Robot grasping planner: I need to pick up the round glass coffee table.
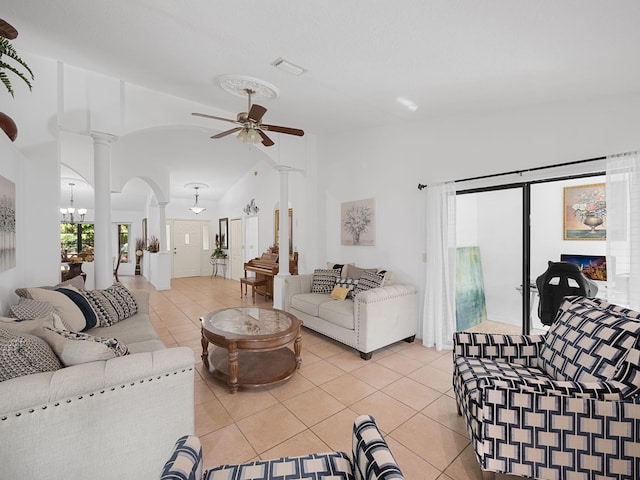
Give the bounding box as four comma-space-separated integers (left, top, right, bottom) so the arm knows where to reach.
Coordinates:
200, 307, 302, 393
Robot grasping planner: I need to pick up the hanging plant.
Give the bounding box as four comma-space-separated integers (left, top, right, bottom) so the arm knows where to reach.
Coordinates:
0, 19, 34, 142
0, 20, 34, 98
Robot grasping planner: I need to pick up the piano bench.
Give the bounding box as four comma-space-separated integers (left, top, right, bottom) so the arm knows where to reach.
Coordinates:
240, 277, 268, 303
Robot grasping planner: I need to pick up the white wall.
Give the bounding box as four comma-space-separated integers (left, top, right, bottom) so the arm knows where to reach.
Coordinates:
318, 93, 640, 337
0, 135, 59, 315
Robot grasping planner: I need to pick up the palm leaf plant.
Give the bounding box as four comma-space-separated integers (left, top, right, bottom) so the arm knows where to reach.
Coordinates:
0, 35, 34, 97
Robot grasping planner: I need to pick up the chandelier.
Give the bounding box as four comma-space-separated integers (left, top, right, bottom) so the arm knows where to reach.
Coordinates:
187, 183, 207, 215
60, 182, 87, 223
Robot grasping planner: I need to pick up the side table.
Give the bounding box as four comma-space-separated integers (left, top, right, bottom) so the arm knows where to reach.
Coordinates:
210, 256, 228, 278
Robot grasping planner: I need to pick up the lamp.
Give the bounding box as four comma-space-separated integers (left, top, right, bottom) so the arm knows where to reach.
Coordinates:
60, 182, 87, 223
188, 185, 206, 215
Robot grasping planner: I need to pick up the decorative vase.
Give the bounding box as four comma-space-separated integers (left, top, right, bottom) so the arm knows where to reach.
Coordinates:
583, 213, 603, 232
0, 112, 17, 141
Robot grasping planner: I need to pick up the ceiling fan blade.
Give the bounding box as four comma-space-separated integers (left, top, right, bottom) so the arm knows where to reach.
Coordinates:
257, 129, 275, 147
261, 124, 305, 136
192, 112, 238, 124
211, 127, 242, 139
248, 104, 267, 123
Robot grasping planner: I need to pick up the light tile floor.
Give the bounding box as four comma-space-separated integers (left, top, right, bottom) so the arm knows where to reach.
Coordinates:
121, 275, 519, 480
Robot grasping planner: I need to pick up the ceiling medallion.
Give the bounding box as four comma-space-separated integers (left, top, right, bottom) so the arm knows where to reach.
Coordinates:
218, 75, 280, 100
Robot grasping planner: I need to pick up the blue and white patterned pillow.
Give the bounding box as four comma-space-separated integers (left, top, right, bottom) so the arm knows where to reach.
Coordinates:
352, 271, 385, 297
0, 326, 61, 381
311, 269, 341, 294
79, 282, 138, 327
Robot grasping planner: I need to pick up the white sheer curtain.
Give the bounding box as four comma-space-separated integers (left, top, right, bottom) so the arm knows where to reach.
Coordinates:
606, 151, 640, 310
422, 182, 457, 351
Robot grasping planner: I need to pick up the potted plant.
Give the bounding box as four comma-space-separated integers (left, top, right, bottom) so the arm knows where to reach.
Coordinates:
211, 234, 226, 259
0, 18, 34, 142
147, 235, 160, 253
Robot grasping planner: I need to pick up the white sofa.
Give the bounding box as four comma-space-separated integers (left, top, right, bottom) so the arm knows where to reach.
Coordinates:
0, 289, 195, 480
282, 274, 417, 359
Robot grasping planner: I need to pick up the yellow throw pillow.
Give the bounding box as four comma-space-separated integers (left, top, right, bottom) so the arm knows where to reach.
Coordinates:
330, 286, 349, 301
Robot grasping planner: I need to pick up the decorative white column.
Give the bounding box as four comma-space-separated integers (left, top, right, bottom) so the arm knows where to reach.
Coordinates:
158, 201, 168, 251
273, 165, 293, 309
92, 132, 117, 289
151, 201, 171, 291
278, 166, 291, 276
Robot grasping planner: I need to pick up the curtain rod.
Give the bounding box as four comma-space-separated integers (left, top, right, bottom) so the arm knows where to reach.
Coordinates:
417, 155, 606, 190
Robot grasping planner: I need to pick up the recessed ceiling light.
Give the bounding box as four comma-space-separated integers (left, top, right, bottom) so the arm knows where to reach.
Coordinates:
397, 97, 418, 112
272, 57, 306, 76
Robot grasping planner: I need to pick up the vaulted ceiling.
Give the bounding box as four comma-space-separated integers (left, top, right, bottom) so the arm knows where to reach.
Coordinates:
5, 1, 640, 208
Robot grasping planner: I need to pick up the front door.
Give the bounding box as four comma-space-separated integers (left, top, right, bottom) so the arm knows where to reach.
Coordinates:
173, 220, 203, 278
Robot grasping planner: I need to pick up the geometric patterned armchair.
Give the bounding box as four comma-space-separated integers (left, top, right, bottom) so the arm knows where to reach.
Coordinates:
453, 296, 640, 480
160, 414, 405, 480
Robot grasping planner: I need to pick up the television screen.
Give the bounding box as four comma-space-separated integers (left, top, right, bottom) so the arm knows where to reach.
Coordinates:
560, 254, 607, 281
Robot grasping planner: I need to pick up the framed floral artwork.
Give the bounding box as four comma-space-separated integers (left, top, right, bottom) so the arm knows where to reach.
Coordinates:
341, 198, 376, 246
563, 183, 606, 240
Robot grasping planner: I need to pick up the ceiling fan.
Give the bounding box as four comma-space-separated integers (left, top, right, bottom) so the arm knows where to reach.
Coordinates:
192, 88, 304, 147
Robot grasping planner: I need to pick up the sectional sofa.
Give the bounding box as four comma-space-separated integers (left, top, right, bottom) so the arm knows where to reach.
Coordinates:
0, 283, 195, 480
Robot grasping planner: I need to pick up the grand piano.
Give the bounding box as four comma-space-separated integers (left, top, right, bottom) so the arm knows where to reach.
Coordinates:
244, 249, 298, 299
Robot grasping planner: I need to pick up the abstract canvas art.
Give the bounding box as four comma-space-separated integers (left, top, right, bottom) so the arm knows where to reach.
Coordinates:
341, 198, 375, 246
0, 174, 16, 272
455, 246, 487, 330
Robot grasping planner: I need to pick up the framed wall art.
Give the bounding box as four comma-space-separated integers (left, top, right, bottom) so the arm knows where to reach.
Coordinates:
0, 174, 16, 272
341, 198, 376, 246
218, 217, 228, 249
563, 183, 606, 240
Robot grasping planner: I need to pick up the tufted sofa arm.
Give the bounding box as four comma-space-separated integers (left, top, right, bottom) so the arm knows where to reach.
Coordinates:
453, 331, 546, 366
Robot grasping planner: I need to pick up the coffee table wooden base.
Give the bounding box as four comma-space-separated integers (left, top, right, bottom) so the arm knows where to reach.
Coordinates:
208, 347, 298, 393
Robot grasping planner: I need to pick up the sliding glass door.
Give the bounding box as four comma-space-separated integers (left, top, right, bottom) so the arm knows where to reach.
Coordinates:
456, 187, 524, 333
455, 173, 607, 335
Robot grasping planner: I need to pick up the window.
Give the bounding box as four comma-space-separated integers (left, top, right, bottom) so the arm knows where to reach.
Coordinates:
118, 224, 129, 262
60, 223, 94, 259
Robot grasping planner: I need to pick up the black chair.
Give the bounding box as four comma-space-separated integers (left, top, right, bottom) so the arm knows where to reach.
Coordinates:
535, 261, 598, 326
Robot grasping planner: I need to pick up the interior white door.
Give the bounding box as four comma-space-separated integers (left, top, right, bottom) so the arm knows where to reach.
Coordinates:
172, 220, 202, 278
244, 216, 260, 275
229, 218, 243, 280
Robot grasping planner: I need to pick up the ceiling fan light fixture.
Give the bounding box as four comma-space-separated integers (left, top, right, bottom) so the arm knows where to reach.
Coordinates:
271, 57, 306, 76
237, 127, 261, 144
